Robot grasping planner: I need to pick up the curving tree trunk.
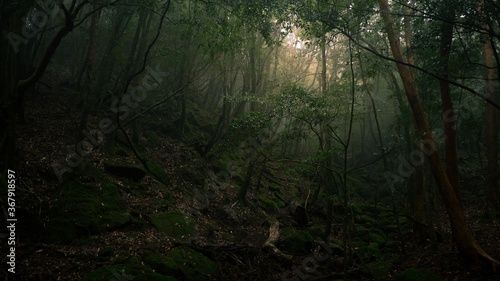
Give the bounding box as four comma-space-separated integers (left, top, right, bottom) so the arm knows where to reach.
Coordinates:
378, 0, 500, 270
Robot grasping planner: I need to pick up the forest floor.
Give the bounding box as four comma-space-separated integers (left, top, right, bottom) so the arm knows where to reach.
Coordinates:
1, 89, 500, 280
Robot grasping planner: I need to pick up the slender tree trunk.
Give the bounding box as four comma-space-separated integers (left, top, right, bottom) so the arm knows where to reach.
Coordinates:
238, 160, 257, 204
481, 0, 500, 212
79, 6, 100, 136
403, 5, 428, 242
439, 6, 461, 204
378, 0, 500, 270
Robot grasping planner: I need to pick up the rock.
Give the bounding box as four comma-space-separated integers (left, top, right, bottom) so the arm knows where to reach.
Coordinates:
143, 246, 218, 281
148, 211, 197, 242
44, 181, 130, 243
361, 259, 396, 279
81, 257, 178, 281
279, 227, 314, 254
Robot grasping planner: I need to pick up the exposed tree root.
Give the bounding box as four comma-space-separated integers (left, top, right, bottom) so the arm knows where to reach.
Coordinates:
263, 221, 293, 261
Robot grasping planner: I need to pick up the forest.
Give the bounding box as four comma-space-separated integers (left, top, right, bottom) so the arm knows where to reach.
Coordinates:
1, 0, 500, 280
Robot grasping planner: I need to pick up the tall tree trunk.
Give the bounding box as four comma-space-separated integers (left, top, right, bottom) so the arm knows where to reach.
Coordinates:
439, 6, 461, 205
79, 6, 100, 137
0, 1, 37, 176
378, 0, 500, 270
481, 0, 500, 212
403, 4, 428, 242
320, 34, 335, 242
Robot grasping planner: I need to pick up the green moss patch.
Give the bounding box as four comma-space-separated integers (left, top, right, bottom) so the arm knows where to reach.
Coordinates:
44, 181, 130, 243
279, 227, 314, 254
81, 257, 178, 281
356, 243, 382, 262
395, 268, 443, 281
258, 195, 285, 212
361, 258, 397, 279
148, 211, 196, 242
143, 246, 218, 281
145, 158, 170, 186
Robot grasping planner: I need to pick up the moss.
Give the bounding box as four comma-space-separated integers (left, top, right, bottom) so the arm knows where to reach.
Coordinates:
148, 212, 196, 242
356, 243, 381, 262
145, 158, 170, 186
355, 215, 378, 226
269, 183, 281, 192
395, 268, 442, 281
143, 252, 180, 275
355, 225, 371, 238
258, 195, 285, 212
279, 227, 314, 254
81, 257, 178, 281
44, 181, 130, 243
361, 259, 395, 279
305, 225, 324, 239
368, 233, 386, 247
143, 246, 217, 281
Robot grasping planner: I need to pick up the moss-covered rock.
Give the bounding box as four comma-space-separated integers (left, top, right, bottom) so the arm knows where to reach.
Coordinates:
145, 158, 170, 186
368, 233, 386, 247
269, 183, 281, 192
356, 243, 381, 262
305, 225, 324, 239
44, 181, 130, 243
143, 246, 217, 281
279, 227, 314, 254
258, 195, 285, 212
361, 259, 395, 279
81, 257, 178, 281
355, 225, 371, 238
355, 214, 378, 226
148, 211, 196, 242
395, 268, 443, 281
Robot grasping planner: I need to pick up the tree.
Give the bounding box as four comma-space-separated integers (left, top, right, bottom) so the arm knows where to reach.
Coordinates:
378, 0, 500, 270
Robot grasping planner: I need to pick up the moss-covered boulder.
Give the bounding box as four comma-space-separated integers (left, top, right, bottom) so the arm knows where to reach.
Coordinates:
361, 257, 398, 279
258, 195, 285, 212
104, 161, 146, 181
355, 214, 378, 226
355, 243, 381, 262
145, 158, 170, 186
148, 211, 197, 242
368, 233, 386, 247
44, 181, 130, 243
143, 246, 218, 281
305, 225, 324, 239
81, 257, 178, 281
395, 268, 443, 281
279, 227, 314, 254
